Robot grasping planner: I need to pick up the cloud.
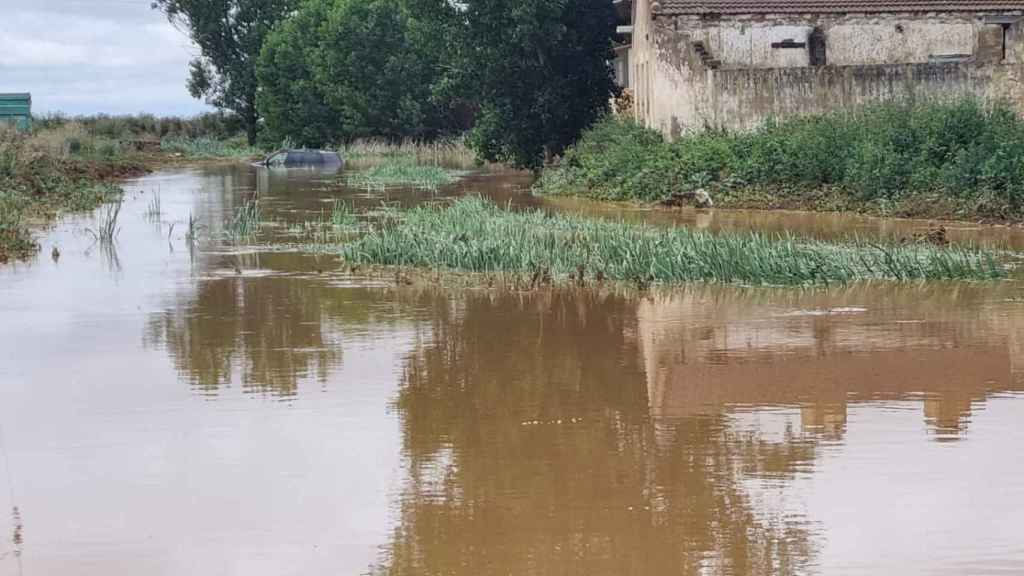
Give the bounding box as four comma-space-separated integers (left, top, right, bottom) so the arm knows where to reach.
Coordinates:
0, 2, 211, 116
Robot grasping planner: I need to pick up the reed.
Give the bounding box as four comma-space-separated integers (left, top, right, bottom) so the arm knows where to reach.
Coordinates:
338, 197, 1006, 286
144, 192, 162, 222
87, 200, 123, 244
186, 212, 205, 245
330, 199, 358, 228
225, 198, 262, 240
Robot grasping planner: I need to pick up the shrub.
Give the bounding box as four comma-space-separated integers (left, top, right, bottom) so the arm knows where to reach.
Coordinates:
538, 99, 1024, 219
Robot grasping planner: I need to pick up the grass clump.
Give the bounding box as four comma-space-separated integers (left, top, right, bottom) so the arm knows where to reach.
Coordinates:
346, 159, 463, 191
537, 99, 1024, 221
339, 197, 1006, 286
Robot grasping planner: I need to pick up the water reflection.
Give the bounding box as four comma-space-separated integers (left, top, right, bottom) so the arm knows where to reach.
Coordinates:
6, 163, 1024, 574
374, 283, 1024, 574
377, 291, 820, 575
638, 283, 1024, 442
145, 269, 343, 397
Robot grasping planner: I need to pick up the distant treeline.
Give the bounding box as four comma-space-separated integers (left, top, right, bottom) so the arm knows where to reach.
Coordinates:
33, 112, 246, 141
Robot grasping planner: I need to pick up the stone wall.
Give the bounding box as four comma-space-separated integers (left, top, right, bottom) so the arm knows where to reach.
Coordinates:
631, 2, 1024, 136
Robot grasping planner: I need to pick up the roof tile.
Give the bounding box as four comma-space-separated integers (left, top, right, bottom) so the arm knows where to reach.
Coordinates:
654, 0, 1024, 14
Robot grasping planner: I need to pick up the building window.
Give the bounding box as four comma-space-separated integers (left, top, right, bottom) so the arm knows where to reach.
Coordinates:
809, 28, 827, 66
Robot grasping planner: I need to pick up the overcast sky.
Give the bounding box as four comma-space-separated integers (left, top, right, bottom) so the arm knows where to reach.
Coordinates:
0, 0, 211, 117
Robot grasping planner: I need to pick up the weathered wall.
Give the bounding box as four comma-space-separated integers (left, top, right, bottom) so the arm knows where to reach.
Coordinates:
684, 12, 1009, 69
633, 9, 1024, 135
703, 62, 1024, 133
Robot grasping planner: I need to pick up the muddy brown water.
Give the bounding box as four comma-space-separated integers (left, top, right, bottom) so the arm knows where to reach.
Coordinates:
2, 164, 1024, 575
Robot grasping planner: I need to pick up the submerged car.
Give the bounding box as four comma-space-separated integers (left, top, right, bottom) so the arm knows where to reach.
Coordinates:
260, 149, 343, 168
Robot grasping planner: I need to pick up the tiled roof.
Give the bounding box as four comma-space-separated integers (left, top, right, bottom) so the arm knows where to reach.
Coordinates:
653, 0, 1024, 14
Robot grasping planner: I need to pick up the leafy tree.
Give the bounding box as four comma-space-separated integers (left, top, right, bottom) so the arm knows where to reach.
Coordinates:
152, 0, 298, 144
453, 0, 620, 170
257, 0, 463, 147
255, 0, 339, 147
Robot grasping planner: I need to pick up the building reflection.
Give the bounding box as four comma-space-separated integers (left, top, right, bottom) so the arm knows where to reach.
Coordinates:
638, 283, 1024, 443
375, 290, 819, 576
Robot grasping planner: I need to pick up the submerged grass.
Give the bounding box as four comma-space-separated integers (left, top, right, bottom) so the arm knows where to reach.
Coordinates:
346, 159, 464, 191
339, 197, 1006, 286
225, 198, 262, 240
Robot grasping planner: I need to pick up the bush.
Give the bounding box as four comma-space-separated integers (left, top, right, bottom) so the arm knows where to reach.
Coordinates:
537, 99, 1024, 219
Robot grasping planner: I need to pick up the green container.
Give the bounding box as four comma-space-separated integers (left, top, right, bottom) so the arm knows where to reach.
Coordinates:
0, 93, 32, 132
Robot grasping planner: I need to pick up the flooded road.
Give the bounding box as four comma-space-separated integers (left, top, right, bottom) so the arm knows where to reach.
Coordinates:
2, 164, 1024, 575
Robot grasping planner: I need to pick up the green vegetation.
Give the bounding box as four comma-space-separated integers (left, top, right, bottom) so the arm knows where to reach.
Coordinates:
34, 111, 245, 141
339, 197, 1005, 286
287, 199, 362, 244
225, 198, 262, 240
86, 200, 123, 244
538, 100, 1024, 221
253, 0, 618, 168
346, 160, 463, 191
152, 0, 299, 144
451, 0, 619, 170
30, 114, 255, 160
329, 199, 358, 228
144, 193, 162, 222
159, 135, 260, 159
0, 129, 135, 262
257, 0, 463, 147
340, 138, 477, 169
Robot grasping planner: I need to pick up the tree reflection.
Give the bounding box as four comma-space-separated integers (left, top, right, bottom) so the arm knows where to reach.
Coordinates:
376, 290, 819, 576
146, 275, 341, 396
144, 252, 415, 397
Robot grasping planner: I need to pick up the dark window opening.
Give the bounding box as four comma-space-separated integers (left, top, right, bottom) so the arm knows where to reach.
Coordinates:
809, 28, 827, 66
1002, 23, 1011, 62
771, 39, 806, 49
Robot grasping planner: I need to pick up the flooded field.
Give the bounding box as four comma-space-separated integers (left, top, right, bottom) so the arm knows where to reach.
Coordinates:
2, 164, 1024, 575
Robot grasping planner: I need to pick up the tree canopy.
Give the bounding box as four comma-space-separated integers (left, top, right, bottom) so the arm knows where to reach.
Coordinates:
160, 0, 619, 165
451, 0, 620, 170
258, 0, 465, 147
152, 0, 298, 144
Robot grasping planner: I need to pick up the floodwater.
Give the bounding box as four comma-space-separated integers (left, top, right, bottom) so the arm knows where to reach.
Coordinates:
2, 164, 1024, 576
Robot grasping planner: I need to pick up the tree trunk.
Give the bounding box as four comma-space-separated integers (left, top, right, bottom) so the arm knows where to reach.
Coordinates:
246, 117, 258, 146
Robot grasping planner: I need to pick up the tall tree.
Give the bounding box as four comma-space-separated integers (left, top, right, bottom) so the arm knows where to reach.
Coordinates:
152, 0, 297, 144
453, 0, 620, 170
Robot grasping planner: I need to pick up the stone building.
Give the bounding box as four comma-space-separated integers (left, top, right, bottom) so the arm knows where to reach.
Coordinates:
624, 0, 1024, 137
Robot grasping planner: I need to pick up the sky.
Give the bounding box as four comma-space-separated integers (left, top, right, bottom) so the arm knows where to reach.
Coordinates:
0, 0, 212, 117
